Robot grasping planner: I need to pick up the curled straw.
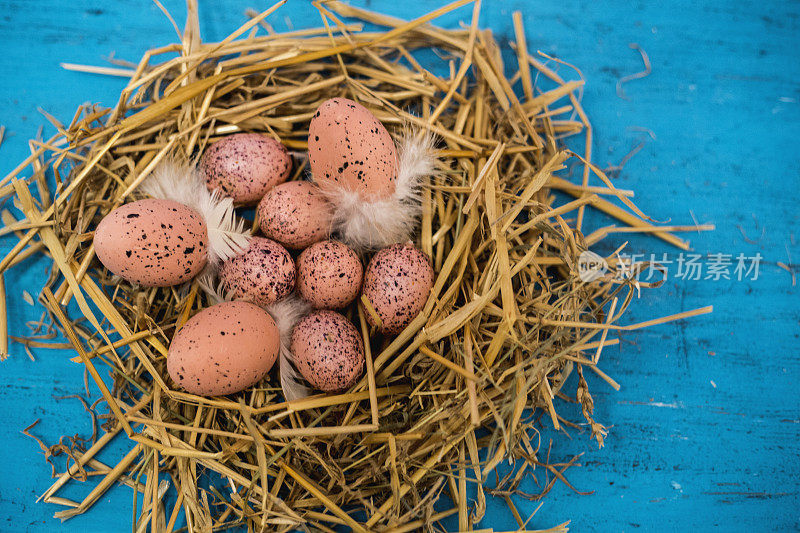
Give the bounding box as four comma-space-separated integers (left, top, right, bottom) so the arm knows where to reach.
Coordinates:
1, 1, 713, 531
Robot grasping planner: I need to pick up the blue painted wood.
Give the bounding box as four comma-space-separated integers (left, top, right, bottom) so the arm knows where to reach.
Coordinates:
0, 1, 798, 531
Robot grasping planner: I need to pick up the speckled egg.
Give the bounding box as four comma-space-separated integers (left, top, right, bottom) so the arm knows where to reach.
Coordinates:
290, 310, 364, 392
200, 133, 292, 204
362, 243, 434, 334
257, 181, 333, 249
93, 198, 207, 287
308, 97, 398, 201
167, 301, 279, 396
296, 240, 363, 309
219, 237, 295, 306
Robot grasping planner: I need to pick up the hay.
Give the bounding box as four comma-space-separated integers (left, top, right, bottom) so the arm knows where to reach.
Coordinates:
1, 1, 713, 531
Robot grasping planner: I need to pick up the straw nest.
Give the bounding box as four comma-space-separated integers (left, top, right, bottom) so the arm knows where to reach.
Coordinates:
2, 1, 712, 531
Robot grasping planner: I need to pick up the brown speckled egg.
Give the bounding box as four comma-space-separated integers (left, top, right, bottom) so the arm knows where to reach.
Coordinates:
200, 133, 291, 204
219, 237, 295, 306
290, 310, 364, 392
362, 243, 434, 334
167, 301, 279, 396
296, 240, 362, 309
93, 199, 207, 287
308, 97, 398, 201
257, 181, 333, 249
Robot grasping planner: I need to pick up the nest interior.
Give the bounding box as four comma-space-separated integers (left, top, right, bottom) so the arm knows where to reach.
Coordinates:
0, 1, 711, 531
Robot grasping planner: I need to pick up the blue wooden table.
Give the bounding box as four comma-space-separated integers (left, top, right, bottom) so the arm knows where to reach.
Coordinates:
1, 1, 798, 531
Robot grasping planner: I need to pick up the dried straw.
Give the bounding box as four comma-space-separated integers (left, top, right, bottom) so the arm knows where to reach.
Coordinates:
2, 1, 713, 531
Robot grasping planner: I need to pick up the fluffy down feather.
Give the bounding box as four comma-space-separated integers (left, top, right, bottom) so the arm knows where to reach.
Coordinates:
195, 271, 234, 305
267, 295, 313, 402
320, 130, 436, 251
139, 161, 250, 265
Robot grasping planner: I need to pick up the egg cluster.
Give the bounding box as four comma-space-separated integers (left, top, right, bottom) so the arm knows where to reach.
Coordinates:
92, 98, 434, 399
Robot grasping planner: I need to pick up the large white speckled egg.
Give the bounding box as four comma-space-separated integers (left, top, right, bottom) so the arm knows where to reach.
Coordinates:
167, 301, 280, 396
308, 98, 398, 201
93, 198, 207, 287
219, 237, 295, 306
296, 240, 363, 310
257, 181, 333, 250
362, 243, 434, 334
290, 310, 364, 392
200, 133, 292, 204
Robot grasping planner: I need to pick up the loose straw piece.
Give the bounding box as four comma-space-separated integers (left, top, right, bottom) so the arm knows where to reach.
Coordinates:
541, 306, 713, 331
420, 345, 478, 382
265, 424, 378, 439
60, 63, 137, 77
358, 304, 380, 426
616, 43, 652, 100
594, 298, 618, 364
39, 394, 152, 504
54, 444, 142, 519
463, 141, 505, 214
0, 273, 7, 359
464, 327, 480, 426
512, 12, 534, 102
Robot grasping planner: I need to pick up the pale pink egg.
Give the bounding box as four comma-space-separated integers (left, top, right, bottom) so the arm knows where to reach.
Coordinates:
200, 133, 291, 204
296, 240, 362, 309
362, 243, 434, 334
219, 237, 295, 306
257, 181, 333, 249
167, 301, 280, 396
308, 98, 398, 201
290, 310, 364, 392
93, 199, 207, 287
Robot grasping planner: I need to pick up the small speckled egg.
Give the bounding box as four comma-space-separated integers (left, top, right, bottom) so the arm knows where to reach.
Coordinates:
167, 301, 279, 396
220, 237, 295, 306
362, 243, 434, 334
257, 181, 333, 249
200, 133, 291, 204
308, 98, 398, 201
290, 310, 364, 392
93, 198, 207, 287
296, 240, 363, 309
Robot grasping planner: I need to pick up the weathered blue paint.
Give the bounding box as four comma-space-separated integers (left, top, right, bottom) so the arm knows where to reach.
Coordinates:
0, 1, 797, 531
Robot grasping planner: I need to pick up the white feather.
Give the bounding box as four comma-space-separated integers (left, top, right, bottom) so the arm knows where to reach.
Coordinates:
320, 130, 436, 252
195, 271, 234, 305
139, 161, 250, 265
266, 295, 313, 402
